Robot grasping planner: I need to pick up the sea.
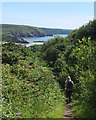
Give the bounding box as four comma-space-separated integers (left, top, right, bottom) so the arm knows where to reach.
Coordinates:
0, 34, 68, 47
22, 34, 68, 47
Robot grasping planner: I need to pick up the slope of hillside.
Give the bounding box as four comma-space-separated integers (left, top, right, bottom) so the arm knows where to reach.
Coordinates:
2, 42, 65, 118
1, 24, 73, 43
2, 19, 96, 118
2, 24, 73, 37
40, 19, 96, 118
41, 28, 72, 35
2, 24, 46, 37
68, 20, 96, 41
2, 33, 29, 43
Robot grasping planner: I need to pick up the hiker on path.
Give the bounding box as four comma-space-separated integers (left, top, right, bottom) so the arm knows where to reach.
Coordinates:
65, 76, 74, 104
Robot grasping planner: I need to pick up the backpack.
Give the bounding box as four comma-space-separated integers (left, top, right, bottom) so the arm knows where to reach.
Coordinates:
66, 81, 73, 89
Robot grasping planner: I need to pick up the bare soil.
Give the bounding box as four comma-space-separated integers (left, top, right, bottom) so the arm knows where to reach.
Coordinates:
63, 103, 73, 119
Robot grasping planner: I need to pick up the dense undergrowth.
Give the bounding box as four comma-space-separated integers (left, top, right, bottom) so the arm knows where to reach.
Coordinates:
2, 19, 96, 118
2, 42, 65, 118
40, 20, 96, 118
70, 37, 96, 118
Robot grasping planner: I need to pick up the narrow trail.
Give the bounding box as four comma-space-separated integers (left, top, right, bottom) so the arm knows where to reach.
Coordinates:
63, 103, 73, 119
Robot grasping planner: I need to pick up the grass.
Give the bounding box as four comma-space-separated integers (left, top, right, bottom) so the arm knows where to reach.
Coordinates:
47, 103, 65, 118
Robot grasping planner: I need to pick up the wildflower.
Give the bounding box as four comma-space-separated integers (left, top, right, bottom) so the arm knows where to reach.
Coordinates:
15, 107, 18, 110
12, 88, 16, 91
9, 101, 12, 105
16, 112, 22, 116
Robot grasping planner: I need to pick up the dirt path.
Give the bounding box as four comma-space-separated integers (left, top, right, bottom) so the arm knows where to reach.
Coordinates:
63, 103, 73, 119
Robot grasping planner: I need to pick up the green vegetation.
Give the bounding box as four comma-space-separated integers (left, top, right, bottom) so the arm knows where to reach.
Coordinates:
1, 24, 72, 43
2, 24, 72, 37
68, 20, 96, 41
71, 37, 96, 118
2, 24, 46, 37
41, 27, 72, 35
40, 20, 96, 118
2, 42, 65, 118
2, 33, 29, 43
2, 19, 96, 118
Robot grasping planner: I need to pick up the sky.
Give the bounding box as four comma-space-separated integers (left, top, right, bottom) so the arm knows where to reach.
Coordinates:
2, 2, 94, 29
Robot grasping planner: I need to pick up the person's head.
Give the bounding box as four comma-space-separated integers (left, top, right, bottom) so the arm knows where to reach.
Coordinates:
67, 76, 71, 81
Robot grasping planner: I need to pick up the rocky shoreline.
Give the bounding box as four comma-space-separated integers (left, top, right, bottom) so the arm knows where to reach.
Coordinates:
2, 33, 29, 43
11, 36, 29, 43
